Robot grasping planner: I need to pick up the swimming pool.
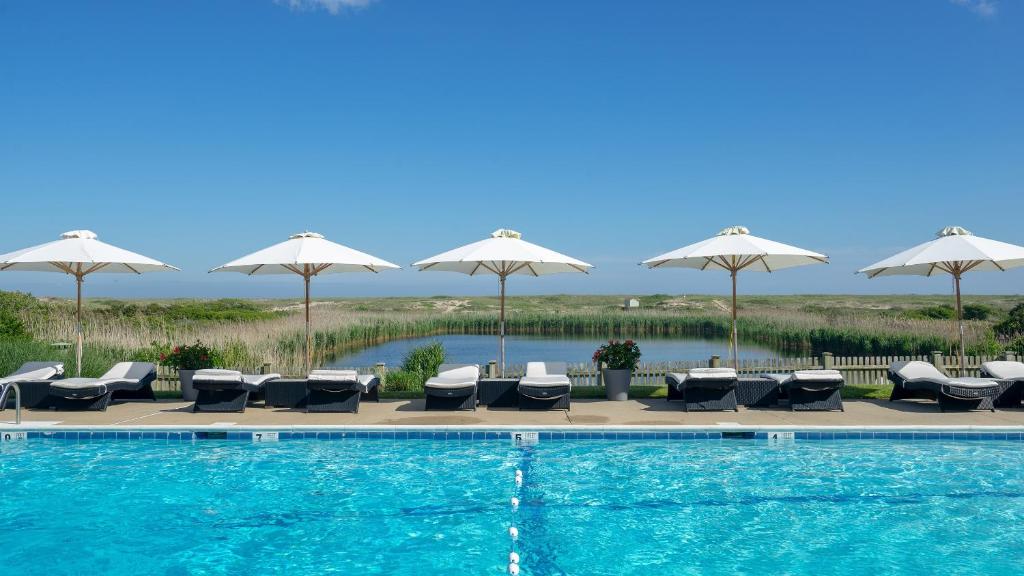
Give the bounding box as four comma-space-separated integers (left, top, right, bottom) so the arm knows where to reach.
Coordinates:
2, 431, 1023, 575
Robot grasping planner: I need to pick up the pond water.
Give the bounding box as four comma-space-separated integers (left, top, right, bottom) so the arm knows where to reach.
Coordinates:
324, 334, 778, 369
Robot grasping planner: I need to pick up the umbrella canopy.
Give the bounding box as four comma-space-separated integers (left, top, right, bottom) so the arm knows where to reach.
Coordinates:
858, 226, 1024, 372
0, 230, 178, 375
413, 229, 592, 375
643, 226, 828, 370
211, 232, 400, 373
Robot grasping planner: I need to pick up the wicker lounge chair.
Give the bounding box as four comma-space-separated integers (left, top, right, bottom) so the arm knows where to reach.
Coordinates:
191, 369, 281, 413
48, 362, 157, 411
666, 368, 739, 412
305, 369, 380, 413
0, 362, 64, 411
763, 369, 845, 411
888, 361, 1001, 412
424, 364, 479, 411
518, 362, 571, 410
980, 361, 1024, 407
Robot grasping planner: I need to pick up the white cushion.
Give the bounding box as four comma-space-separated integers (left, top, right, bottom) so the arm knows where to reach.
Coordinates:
891, 361, 947, 382
791, 369, 844, 382
520, 375, 571, 388
946, 377, 1000, 389
308, 369, 359, 382
437, 365, 479, 380
243, 373, 280, 386
425, 376, 477, 389
666, 373, 687, 387
0, 367, 60, 385
193, 369, 244, 383
982, 361, 1024, 380
684, 368, 738, 381
525, 362, 568, 377
50, 377, 117, 390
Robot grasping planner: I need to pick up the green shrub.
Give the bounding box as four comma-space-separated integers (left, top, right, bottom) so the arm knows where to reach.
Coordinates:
963, 304, 993, 321
401, 341, 446, 380
994, 303, 1024, 339
383, 369, 424, 392
904, 305, 956, 320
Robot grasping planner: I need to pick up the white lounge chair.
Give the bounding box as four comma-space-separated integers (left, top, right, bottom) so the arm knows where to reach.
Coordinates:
888, 361, 1001, 412
518, 362, 571, 410
0, 362, 64, 411
980, 361, 1024, 407
424, 364, 479, 411
191, 369, 281, 412
666, 368, 739, 411
762, 369, 845, 411
48, 362, 157, 411
306, 369, 381, 413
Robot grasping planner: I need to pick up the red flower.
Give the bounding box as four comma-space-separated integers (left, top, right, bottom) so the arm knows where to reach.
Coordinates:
625, 340, 634, 347
159, 353, 166, 361
200, 355, 208, 361
173, 346, 180, 353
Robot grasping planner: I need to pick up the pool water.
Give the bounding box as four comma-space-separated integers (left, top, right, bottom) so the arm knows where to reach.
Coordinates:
2, 438, 1023, 575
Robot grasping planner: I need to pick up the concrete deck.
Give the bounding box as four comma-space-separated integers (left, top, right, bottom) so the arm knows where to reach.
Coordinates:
5, 399, 1024, 427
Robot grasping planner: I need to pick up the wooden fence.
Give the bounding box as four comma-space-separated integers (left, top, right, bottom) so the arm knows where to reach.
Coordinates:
153, 351, 1021, 392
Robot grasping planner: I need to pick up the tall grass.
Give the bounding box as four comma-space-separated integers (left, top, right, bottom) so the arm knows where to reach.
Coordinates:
13, 298, 996, 375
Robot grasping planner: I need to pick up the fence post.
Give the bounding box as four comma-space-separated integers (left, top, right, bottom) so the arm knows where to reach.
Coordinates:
260, 362, 272, 375
821, 352, 834, 369
930, 351, 944, 372
709, 355, 721, 368
487, 361, 498, 378
598, 362, 606, 387
1003, 351, 1017, 362
374, 362, 386, 379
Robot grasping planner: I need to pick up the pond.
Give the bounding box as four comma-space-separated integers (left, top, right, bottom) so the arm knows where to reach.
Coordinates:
324, 334, 779, 369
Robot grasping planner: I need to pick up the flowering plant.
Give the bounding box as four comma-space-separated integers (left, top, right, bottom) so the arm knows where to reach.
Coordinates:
592, 339, 641, 371
159, 340, 221, 371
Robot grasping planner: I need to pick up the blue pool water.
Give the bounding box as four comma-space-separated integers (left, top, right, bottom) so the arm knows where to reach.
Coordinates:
2, 437, 1024, 575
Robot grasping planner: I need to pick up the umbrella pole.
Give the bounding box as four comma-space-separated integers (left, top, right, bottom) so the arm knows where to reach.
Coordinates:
304, 269, 312, 375
731, 270, 739, 372
954, 273, 965, 375
75, 272, 83, 377
499, 275, 506, 377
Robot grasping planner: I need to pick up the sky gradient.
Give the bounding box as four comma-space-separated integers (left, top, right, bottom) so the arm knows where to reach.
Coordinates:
1, 0, 1021, 299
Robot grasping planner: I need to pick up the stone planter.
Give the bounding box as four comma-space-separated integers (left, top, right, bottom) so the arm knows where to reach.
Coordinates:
178, 369, 198, 402
602, 368, 632, 401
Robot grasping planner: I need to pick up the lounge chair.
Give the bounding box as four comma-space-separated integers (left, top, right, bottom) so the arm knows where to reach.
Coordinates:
763, 369, 845, 411
518, 362, 571, 410
424, 364, 479, 411
305, 369, 380, 413
980, 361, 1024, 407
666, 368, 739, 412
0, 362, 64, 411
888, 361, 1001, 412
48, 362, 157, 411
191, 369, 281, 413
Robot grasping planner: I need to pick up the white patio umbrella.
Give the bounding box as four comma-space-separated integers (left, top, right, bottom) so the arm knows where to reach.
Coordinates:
413, 229, 592, 375
858, 226, 1024, 373
642, 226, 828, 370
0, 230, 179, 376
211, 232, 400, 373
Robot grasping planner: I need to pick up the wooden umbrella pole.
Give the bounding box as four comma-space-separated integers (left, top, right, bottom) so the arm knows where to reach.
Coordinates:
304, 266, 312, 376
954, 272, 965, 374
499, 274, 507, 377
76, 271, 84, 377
731, 269, 739, 372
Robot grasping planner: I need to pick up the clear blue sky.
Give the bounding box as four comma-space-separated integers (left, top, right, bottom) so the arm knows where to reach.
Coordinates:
1, 0, 1021, 299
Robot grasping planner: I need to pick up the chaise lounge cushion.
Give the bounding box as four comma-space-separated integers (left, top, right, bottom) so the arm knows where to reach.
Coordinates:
425, 365, 479, 389
520, 362, 571, 388
763, 370, 844, 385
667, 368, 737, 389
0, 365, 63, 385
308, 369, 379, 393
50, 362, 156, 398
981, 361, 1024, 381
891, 361, 998, 389
193, 369, 281, 390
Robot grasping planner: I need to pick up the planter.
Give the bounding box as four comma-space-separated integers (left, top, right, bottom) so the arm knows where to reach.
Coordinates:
178, 369, 198, 402
602, 368, 632, 401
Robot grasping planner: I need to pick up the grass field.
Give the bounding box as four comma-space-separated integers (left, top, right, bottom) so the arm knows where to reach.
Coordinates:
2, 291, 1022, 377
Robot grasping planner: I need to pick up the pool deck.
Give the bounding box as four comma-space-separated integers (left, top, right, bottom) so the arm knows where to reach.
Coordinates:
4, 398, 1024, 428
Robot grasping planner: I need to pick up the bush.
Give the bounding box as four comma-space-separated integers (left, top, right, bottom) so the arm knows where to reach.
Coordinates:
159, 341, 222, 370
904, 305, 956, 320
0, 290, 34, 339
384, 369, 424, 392
963, 304, 993, 321
995, 303, 1024, 339
400, 341, 446, 380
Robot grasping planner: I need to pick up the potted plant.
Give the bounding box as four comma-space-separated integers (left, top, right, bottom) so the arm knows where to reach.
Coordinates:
593, 339, 641, 401
160, 340, 220, 401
